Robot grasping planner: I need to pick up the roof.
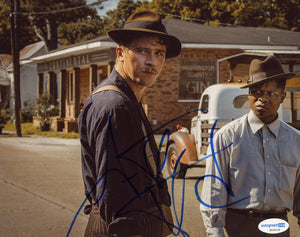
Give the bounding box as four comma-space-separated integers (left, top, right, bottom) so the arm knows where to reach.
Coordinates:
20, 41, 46, 60
29, 18, 300, 63
163, 18, 300, 49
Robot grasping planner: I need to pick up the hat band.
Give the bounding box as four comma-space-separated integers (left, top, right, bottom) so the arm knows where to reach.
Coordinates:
124, 20, 167, 33
247, 72, 267, 84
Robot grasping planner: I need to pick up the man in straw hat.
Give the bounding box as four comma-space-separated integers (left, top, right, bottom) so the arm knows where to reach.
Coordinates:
200, 55, 300, 237
78, 11, 181, 236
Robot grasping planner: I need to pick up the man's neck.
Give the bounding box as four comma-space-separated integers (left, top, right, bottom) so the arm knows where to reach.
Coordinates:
115, 66, 145, 101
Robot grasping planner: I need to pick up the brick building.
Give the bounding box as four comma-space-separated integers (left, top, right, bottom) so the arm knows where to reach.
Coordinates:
28, 18, 300, 133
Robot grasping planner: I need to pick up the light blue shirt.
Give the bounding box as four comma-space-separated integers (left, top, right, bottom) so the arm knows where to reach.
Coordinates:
200, 110, 300, 237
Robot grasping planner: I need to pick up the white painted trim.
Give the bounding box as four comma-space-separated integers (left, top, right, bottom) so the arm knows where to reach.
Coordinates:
181, 43, 298, 50
244, 49, 300, 54
30, 41, 117, 62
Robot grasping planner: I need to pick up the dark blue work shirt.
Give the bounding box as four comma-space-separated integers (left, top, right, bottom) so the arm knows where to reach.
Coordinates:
78, 69, 170, 236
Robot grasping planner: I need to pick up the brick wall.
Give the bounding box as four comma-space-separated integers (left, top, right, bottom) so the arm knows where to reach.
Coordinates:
143, 48, 247, 133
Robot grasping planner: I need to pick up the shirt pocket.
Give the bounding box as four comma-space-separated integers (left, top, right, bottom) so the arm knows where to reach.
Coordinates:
280, 164, 297, 197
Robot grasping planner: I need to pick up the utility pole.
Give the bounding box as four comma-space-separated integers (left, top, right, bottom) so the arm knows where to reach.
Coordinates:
10, 0, 22, 137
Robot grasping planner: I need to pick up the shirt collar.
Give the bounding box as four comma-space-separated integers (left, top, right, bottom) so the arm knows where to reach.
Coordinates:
248, 110, 280, 137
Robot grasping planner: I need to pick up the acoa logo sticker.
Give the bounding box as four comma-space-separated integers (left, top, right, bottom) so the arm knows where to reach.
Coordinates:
258, 218, 289, 234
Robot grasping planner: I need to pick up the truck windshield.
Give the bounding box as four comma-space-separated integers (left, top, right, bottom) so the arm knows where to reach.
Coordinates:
233, 95, 249, 109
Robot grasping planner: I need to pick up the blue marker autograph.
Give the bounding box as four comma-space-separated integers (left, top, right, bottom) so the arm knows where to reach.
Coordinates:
66, 110, 250, 237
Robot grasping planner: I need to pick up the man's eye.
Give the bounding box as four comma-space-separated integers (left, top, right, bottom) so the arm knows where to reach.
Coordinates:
269, 92, 275, 97
251, 89, 261, 96
135, 49, 148, 54
156, 51, 166, 57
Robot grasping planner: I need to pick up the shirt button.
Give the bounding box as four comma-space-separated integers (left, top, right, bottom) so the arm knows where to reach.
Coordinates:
266, 155, 270, 159
266, 138, 269, 142
268, 189, 271, 193
268, 172, 271, 176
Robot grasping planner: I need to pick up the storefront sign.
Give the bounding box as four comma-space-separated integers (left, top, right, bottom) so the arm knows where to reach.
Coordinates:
178, 59, 217, 101
37, 49, 115, 73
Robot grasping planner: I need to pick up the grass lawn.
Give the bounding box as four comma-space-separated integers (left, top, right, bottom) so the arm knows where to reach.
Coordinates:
3, 121, 79, 139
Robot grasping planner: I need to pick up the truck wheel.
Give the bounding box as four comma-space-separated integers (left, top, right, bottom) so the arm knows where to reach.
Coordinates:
166, 143, 187, 179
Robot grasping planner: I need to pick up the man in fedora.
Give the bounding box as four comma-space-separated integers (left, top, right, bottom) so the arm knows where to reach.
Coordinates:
200, 55, 300, 236
78, 11, 181, 237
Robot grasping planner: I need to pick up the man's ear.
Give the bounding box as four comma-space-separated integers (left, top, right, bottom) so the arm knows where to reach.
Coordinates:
281, 91, 286, 103
116, 46, 124, 62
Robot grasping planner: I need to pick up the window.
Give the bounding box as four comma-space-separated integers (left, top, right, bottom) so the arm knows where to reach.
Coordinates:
200, 94, 209, 114
233, 95, 249, 109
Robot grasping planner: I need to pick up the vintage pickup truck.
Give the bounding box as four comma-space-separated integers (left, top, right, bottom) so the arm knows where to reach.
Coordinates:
165, 83, 253, 178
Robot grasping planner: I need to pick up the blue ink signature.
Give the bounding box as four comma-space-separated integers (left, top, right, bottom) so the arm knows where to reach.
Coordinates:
66, 109, 250, 237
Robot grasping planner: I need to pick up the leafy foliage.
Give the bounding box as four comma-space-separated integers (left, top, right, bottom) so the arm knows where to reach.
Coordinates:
0, 0, 104, 53
209, 0, 300, 28
58, 17, 104, 45
140, 0, 211, 22
34, 93, 57, 131
141, 0, 300, 29
102, 0, 142, 34
0, 0, 37, 53
21, 0, 102, 50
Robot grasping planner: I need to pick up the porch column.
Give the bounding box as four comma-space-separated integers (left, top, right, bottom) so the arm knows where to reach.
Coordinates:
73, 67, 81, 117
37, 73, 44, 97
59, 69, 66, 118
47, 72, 57, 101
89, 64, 97, 93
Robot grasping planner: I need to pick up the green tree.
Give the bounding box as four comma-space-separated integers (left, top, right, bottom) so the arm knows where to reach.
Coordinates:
0, 0, 37, 54
0, 0, 104, 53
140, 0, 211, 22
102, 0, 142, 33
209, 0, 300, 29
58, 16, 104, 45
141, 0, 299, 30
22, 0, 103, 51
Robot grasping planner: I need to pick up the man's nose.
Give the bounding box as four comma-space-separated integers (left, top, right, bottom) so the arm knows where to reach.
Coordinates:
258, 92, 269, 102
145, 53, 156, 65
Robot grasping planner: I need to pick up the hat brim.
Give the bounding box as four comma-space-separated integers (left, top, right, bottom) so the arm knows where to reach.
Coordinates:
240, 72, 296, 89
107, 28, 181, 58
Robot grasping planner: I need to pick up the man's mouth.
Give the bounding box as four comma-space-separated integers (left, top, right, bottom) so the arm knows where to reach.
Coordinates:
256, 103, 266, 111
140, 68, 157, 74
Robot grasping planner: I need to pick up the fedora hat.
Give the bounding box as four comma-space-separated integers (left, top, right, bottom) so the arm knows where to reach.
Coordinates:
107, 11, 181, 58
241, 55, 295, 88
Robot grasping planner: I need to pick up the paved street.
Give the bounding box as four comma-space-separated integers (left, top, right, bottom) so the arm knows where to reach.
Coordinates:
0, 132, 299, 237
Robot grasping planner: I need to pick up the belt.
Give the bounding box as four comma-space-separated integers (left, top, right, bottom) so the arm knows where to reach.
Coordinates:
227, 208, 287, 218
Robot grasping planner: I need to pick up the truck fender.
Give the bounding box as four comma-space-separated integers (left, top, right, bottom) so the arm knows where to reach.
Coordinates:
168, 131, 198, 164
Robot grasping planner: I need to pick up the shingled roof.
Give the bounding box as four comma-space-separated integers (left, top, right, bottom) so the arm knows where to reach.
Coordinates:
163, 18, 300, 48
